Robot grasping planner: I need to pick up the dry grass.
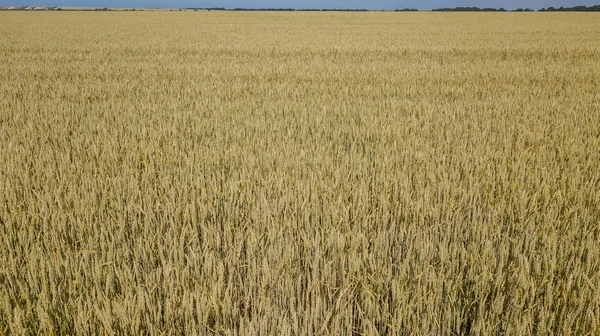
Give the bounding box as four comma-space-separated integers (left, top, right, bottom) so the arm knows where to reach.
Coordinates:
1, 11, 599, 335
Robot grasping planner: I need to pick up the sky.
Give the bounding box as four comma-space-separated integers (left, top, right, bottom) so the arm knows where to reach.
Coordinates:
1, 0, 598, 10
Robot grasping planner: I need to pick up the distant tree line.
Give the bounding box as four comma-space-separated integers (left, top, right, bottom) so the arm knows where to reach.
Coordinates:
538, 5, 600, 11
433, 5, 600, 12
432, 7, 508, 12
6, 4, 598, 12
186, 5, 600, 12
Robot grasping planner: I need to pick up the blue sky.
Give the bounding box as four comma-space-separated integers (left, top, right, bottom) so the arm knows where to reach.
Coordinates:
1, 0, 598, 10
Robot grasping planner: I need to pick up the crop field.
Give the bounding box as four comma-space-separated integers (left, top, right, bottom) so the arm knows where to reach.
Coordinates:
1, 11, 600, 335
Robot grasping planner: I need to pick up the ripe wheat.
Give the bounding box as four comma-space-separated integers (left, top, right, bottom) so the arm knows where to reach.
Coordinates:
1, 11, 599, 335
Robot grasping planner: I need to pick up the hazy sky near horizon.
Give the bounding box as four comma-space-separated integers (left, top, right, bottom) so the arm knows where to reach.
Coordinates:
1, 0, 598, 10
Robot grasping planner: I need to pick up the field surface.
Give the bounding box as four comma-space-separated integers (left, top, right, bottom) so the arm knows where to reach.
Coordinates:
1, 11, 600, 335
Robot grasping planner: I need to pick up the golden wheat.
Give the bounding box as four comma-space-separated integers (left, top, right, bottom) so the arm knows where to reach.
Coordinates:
1, 11, 599, 335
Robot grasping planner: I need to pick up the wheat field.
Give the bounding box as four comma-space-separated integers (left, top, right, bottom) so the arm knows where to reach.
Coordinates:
1, 11, 599, 335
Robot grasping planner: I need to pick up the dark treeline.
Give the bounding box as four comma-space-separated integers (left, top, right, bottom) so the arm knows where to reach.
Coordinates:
432, 7, 508, 11
538, 5, 600, 11
433, 5, 600, 12
186, 5, 600, 12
